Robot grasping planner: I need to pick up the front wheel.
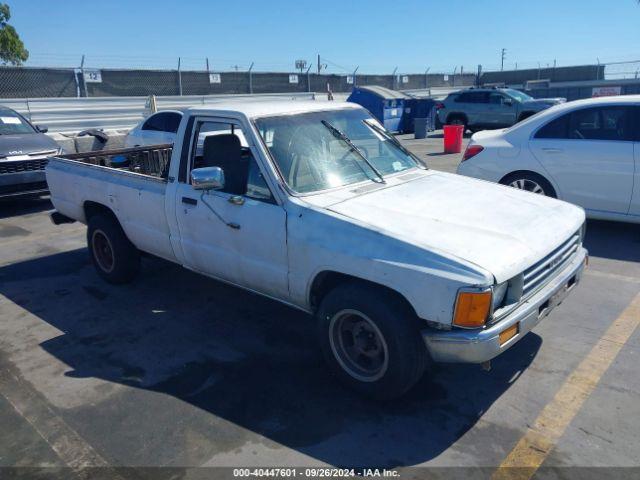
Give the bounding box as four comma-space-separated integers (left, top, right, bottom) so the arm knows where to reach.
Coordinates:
500, 172, 556, 198
316, 283, 429, 400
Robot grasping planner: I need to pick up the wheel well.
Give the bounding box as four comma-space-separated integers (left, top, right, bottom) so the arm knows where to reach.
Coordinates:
446, 112, 467, 124
499, 170, 557, 196
84, 201, 118, 224
309, 271, 417, 316
518, 111, 535, 121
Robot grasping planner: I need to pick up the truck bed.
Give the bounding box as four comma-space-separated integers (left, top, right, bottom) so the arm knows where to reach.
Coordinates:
59, 144, 173, 179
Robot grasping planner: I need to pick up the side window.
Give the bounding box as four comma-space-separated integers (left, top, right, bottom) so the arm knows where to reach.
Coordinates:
568, 106, 633, 141
189, 120, 274, 202
164, 112, 182, 133
489, 93, 506, 105
535, 113, 570, 139
142, 113, 167, 132
456, 92, 489, 104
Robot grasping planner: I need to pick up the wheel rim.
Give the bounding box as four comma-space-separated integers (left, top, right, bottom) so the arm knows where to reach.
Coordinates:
92, 229, 115, 273
509, 178, 546, 195
328, 309, 389, 382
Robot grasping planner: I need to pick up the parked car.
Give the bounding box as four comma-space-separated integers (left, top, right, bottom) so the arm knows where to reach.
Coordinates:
124, 110, 183, 147
457, 95, 640, 224
47, 101, 587, 399
436, 87, 565, 132
0, 106, 61, 199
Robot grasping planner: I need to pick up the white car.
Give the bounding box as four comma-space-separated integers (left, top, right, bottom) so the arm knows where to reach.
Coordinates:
124, 110, 183, 147
457, 95, 640, 224
124, 109, 247, 152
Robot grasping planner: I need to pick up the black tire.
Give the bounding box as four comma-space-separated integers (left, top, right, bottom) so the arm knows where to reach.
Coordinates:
87, 214, 140, 284
316, 282, 429, 400
500, 172, 556, 198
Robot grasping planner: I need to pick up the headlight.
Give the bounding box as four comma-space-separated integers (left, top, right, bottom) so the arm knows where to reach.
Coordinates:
492, 281, 508, 311
579, 222, 586, 244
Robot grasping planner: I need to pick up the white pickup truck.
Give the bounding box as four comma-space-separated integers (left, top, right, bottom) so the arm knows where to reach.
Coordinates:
47, 101, 588, 399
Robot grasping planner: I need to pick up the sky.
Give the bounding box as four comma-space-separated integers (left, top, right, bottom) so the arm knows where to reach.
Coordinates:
8, 0, 640, 74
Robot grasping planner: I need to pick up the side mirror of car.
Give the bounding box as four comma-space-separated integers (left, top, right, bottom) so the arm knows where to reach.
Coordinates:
191, 166, 225, 191
36, 125, 49, 133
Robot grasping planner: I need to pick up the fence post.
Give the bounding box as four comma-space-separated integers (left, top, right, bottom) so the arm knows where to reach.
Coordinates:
248, 62, 254, 94
424, 67, 430, 89
177, 57, 183, 96
79, 55, 89, 98
306, 64, 313, 93
353, 66, 359, 87
391, 67, 397, 90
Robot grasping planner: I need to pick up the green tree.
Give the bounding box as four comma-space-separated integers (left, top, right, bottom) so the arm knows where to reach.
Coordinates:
0, 3, 28, 65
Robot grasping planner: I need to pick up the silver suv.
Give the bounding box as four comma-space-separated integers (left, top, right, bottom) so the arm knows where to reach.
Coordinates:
437, 88, 565, 132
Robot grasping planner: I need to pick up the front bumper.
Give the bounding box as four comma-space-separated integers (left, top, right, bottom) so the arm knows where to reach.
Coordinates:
422, 246, 588, 363
0, 170, 48, 198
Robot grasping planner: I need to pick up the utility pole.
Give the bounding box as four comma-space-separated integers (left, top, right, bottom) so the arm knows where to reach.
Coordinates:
501, 48, 506, 71
476, 64, 482, 87
317, 54, 321, 75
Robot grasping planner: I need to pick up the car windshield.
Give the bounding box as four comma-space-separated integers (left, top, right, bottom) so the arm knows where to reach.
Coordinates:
0, 108, 36, 135
505, 89, 533, 102
254, 109, 420, 194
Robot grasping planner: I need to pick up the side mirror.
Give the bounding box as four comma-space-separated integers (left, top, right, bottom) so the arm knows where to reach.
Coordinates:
191, 166, 225, 191
36, 125, 49, 133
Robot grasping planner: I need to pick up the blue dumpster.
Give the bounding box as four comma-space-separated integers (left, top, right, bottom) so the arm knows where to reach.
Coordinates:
347, 85, 411, 133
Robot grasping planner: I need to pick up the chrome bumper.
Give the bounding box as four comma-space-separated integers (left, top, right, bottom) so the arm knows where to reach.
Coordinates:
422, 246, 588, 364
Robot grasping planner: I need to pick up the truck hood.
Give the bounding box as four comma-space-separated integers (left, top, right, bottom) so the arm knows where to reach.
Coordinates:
0, 133, 59, 159
321, 171, 584, 283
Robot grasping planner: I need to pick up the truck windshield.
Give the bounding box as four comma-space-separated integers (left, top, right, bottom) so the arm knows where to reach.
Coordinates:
0, 108, 36, 135
255, 109, 420, 194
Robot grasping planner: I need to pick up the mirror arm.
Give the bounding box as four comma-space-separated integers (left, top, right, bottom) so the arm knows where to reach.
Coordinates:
199, 191, 241, 230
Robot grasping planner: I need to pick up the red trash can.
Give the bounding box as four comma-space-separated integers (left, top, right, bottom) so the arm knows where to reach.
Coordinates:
443, 125, 464, 154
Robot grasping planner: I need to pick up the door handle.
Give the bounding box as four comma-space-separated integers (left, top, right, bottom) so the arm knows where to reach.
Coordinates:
542, 148, 563, 153
182, 197, 198, 206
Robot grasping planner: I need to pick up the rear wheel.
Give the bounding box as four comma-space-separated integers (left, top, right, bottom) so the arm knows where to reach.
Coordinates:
87, 214, 140, 284
316, 283, 429, 400
500, 172, 556, 198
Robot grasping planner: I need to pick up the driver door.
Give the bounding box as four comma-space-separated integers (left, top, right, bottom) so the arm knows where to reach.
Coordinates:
173, 118, 289, 299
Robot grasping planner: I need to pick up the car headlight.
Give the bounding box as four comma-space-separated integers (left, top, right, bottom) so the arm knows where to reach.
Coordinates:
492, 281, 508, 311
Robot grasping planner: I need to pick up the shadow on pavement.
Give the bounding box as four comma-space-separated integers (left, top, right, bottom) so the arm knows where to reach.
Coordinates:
584, 219, 640, 263
0, 197, 52, 220
0, 248, 541, 469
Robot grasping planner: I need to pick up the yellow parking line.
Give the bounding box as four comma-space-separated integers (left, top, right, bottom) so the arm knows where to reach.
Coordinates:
493, 290, 640, 480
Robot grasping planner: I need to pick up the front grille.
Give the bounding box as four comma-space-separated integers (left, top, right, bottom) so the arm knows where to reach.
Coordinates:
522, 232, 580, 299
0, 158, 49, 174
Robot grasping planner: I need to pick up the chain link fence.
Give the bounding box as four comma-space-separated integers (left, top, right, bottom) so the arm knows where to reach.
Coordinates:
0, 62, 629, 99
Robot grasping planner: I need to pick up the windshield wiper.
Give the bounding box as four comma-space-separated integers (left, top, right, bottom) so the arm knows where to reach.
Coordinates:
362, 119, 426, 168
321, 120, 386, 184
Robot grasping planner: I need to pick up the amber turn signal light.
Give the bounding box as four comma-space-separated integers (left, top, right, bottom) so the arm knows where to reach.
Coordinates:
453, 290, 492, 328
